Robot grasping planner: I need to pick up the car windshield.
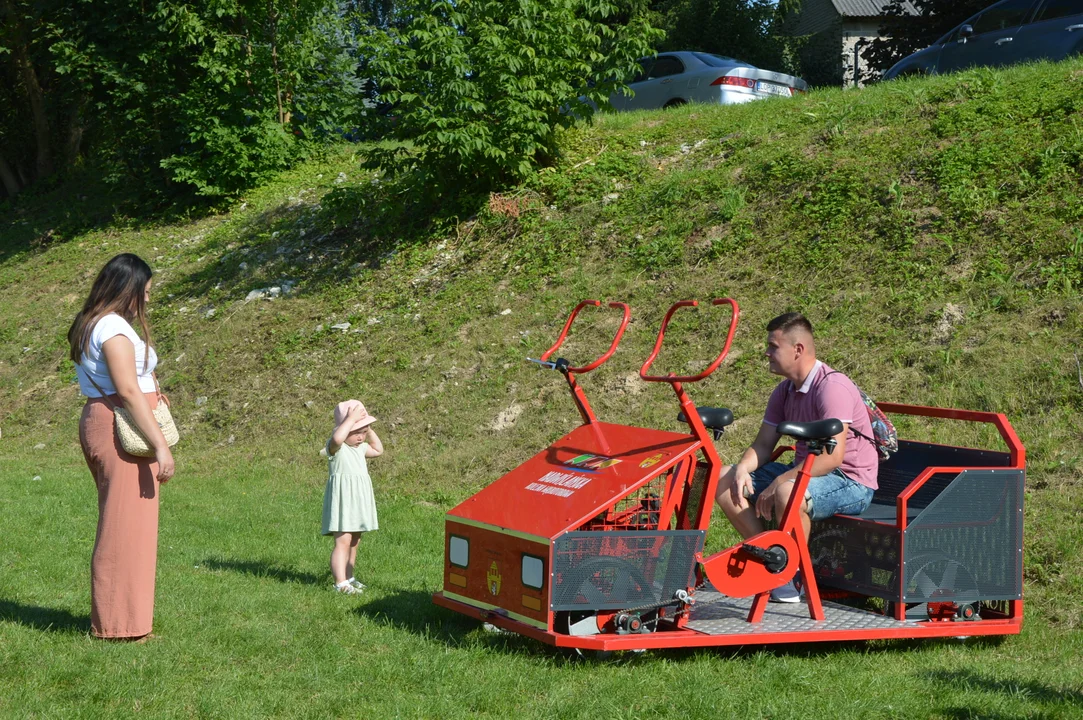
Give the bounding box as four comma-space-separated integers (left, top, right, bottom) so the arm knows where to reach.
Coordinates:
692, 52, 744, 67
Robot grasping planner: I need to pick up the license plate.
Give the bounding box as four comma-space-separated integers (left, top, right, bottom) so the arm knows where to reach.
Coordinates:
755, 81, 791, 97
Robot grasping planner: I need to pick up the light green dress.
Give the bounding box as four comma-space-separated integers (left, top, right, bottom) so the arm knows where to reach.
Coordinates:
321, 441, 379, 535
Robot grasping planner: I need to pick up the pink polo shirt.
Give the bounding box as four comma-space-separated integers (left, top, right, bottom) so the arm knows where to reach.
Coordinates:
763, 361, 878, 489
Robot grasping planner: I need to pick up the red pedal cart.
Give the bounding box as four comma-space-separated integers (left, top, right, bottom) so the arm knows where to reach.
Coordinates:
432, 300, 1026, 651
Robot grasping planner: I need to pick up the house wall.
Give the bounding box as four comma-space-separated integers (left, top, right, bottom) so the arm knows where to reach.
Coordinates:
841, 20, 885, 86
797, 21, 846, 88
786, 2, 910, 88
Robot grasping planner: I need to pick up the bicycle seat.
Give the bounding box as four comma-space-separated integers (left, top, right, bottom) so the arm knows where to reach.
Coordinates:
677, 406, 735, 431
777, 419, 843, 442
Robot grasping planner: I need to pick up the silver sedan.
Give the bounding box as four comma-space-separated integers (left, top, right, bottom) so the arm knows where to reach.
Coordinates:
609, 51, 808, 111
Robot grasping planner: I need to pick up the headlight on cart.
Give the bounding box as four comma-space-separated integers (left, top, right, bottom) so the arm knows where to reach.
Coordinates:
449, 535, 469, 568
521, 554, 544, 590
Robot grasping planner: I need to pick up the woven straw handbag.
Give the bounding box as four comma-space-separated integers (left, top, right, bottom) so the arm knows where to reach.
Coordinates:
87, 373, 179, 457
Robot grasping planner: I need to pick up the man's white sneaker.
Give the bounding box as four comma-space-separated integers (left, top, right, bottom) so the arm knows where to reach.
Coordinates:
769, 580, 802, 603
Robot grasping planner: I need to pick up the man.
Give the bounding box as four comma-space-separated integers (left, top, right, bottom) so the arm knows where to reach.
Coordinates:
715, 312, 878, 602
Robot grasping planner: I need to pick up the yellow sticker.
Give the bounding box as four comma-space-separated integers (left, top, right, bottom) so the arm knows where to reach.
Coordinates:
487, 561, 502, 596
639, 453, 664, 469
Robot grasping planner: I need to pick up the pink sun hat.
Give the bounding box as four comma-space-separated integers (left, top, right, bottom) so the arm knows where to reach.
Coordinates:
334, 399, 378, 432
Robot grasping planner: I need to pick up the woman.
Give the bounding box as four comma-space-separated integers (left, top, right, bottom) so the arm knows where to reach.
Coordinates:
68, 253, 175, 641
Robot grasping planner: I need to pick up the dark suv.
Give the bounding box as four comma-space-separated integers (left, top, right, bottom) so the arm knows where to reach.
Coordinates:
883, 0, 1083, 79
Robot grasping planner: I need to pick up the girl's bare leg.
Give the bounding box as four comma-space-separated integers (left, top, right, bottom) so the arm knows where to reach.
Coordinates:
346, 533, 361, 580
330, 532, 353, 584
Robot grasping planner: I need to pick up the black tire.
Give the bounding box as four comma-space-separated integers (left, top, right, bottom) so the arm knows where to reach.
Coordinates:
663, 98, 687, 109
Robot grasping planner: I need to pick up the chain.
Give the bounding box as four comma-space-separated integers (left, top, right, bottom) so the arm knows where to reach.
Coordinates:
614, 578, 732, 629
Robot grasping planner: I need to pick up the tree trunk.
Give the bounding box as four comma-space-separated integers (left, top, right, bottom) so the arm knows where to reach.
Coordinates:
63, 98, 85, 167
0, 152, 22, 196
268, 0, 285, 125
12, 37, 54, 182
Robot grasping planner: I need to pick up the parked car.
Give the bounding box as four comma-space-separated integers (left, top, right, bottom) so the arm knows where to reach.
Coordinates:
883, 0, 1083, 79
607, 51, 807, 111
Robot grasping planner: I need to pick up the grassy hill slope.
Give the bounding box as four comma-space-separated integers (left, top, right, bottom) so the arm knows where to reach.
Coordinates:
2, 59, 1083, 717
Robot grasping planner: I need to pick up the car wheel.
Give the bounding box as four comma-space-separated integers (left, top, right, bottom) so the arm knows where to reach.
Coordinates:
663, 98, 687, 109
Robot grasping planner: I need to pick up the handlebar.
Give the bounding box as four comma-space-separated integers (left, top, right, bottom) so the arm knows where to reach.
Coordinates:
538, 300, 631, 374
639, 298, 740, 383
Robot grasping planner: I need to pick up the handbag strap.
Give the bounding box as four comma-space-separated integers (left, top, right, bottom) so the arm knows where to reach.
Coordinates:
82, 368, 121, 410
81, 365, 162, 408
152, 371, 167, 407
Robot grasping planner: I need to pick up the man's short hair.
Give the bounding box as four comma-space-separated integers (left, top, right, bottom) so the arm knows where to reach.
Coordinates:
766, 312, 814, 337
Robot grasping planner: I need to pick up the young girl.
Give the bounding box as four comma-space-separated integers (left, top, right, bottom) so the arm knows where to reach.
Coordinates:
323, 400, 383, 594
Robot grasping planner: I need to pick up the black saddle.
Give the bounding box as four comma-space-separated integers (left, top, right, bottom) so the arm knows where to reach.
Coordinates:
677, 406, 735, 431
776, 419, 843, 442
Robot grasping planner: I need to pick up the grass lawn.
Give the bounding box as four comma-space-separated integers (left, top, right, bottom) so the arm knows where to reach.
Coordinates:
2, 443, 1083, 719
4, 58, 1083, 717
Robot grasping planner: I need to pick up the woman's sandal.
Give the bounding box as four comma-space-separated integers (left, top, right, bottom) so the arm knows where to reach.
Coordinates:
101, 633, 157, 643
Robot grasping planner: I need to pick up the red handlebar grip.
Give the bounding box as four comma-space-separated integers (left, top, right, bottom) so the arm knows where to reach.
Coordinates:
639, 298, 740, 383
540, 300, 631, 374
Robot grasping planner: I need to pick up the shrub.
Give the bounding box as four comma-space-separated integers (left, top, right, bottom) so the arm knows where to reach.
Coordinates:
363, 0, 662, 194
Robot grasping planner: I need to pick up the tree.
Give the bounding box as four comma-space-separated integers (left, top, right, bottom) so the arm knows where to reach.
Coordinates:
0, 0, 88, 195
863, 0, 989, 80
653, 0, 797, 73
363, 0, 662, 193
0, 0, 367, 199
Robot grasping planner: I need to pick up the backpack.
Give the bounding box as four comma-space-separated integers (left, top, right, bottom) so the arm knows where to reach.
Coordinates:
824, 371, 898, 461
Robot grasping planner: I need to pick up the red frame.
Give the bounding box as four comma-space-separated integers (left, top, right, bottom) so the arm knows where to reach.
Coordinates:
874, 402, 1025, 622
540, 300, 630, 451
433, 303, 1026, 651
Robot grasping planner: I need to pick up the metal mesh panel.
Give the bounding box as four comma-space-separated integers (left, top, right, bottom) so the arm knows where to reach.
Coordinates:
580, 474, 668, 531
551, 530, 704, 611
902, 469, 1024, 603
809, 519, 901, 599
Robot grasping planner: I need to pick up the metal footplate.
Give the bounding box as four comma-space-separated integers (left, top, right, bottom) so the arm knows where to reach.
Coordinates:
684, 586, 913, 635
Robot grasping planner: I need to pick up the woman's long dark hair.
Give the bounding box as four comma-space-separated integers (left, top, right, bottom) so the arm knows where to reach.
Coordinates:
68, 254, 154, 366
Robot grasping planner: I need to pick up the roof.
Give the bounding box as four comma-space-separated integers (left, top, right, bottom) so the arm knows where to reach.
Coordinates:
447, 422, 701, 540
832, 0, 918, 17
789, 0, 918, 36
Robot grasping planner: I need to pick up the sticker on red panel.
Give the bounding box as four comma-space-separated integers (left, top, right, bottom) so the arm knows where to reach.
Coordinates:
565, 454, 621, 471
526, 470, 593, 498
639, 452, 666, 469
487, 561, 502, 596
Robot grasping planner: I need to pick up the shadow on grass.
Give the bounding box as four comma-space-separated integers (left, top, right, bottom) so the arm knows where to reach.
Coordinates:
353, 589, 483, 644
350, 589, 1004, 663
0, 164, 216, 267
0, 598, 90, 634
159, 174, 488, 309
924, 669, 1083, 717
639, 633, 1007, 665
200, 557, 324, 586
353, 589, 574, 659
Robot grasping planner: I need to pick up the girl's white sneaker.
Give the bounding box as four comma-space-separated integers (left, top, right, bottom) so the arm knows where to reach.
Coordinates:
334, 582, 361, 595
348, 578, 366, 591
